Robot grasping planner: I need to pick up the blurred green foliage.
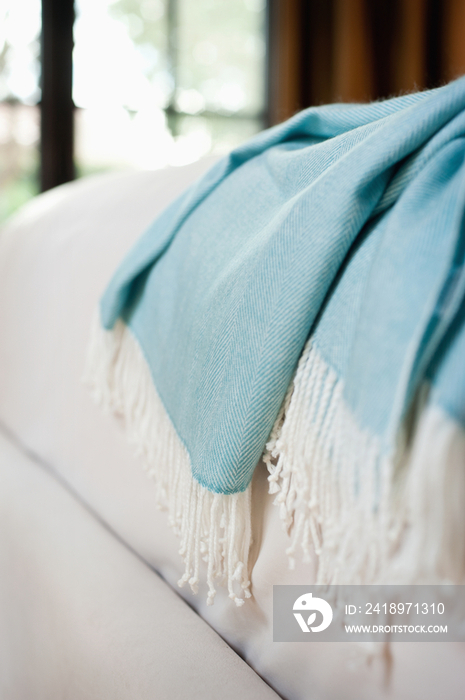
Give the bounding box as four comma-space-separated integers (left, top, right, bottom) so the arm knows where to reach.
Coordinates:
0, 160, 39, 225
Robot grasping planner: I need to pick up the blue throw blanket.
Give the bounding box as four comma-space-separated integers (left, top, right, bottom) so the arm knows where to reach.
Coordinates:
86, 78, 465, 603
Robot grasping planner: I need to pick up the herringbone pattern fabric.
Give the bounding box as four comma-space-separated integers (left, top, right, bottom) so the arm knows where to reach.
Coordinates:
100, 77, 465, 496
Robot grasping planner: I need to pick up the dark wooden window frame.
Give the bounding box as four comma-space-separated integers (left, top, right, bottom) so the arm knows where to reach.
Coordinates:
40, 0, 75, 192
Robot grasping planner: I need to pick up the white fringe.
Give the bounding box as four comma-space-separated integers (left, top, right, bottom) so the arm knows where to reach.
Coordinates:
264, 339, 465, 585
389, 402, 465, 584
83, 311, 252, 606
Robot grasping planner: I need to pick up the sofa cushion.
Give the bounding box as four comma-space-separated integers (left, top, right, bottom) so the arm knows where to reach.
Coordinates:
0, 429, 280, 700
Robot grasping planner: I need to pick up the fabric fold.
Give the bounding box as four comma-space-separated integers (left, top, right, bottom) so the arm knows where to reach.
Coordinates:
86, 77, 465, 601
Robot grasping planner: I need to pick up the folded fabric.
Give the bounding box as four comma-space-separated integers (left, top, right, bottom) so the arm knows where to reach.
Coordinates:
85, 78, 465, 604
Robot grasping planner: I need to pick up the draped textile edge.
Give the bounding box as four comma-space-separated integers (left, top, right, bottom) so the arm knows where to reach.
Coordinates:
84, 313, 465, 604
264, 339, 465, 586
83, 311, 252, 606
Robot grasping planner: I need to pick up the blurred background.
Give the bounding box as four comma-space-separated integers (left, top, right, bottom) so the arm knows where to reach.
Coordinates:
1, 0, 465, 224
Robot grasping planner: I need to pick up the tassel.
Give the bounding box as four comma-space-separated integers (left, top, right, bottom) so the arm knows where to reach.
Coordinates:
264, 339, 465, 585
83, 310, 253, 605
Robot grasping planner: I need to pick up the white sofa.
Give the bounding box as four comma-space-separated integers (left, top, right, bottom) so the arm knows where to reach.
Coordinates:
0, 162, 464, 699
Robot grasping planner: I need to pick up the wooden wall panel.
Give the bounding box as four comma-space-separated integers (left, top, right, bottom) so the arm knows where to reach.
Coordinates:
392, 0, 427, 94
267, 0, 304, 124
267, 0, 465, 125
332, 0, 374, 102
442, 0, 465, 83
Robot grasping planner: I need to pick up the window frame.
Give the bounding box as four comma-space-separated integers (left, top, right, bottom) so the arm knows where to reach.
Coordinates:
40, 0, 271, 192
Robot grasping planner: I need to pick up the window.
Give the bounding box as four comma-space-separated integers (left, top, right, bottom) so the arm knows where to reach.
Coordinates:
1, 0, 267, 223
73, 0, 267, 174
0, 0, 41, 222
